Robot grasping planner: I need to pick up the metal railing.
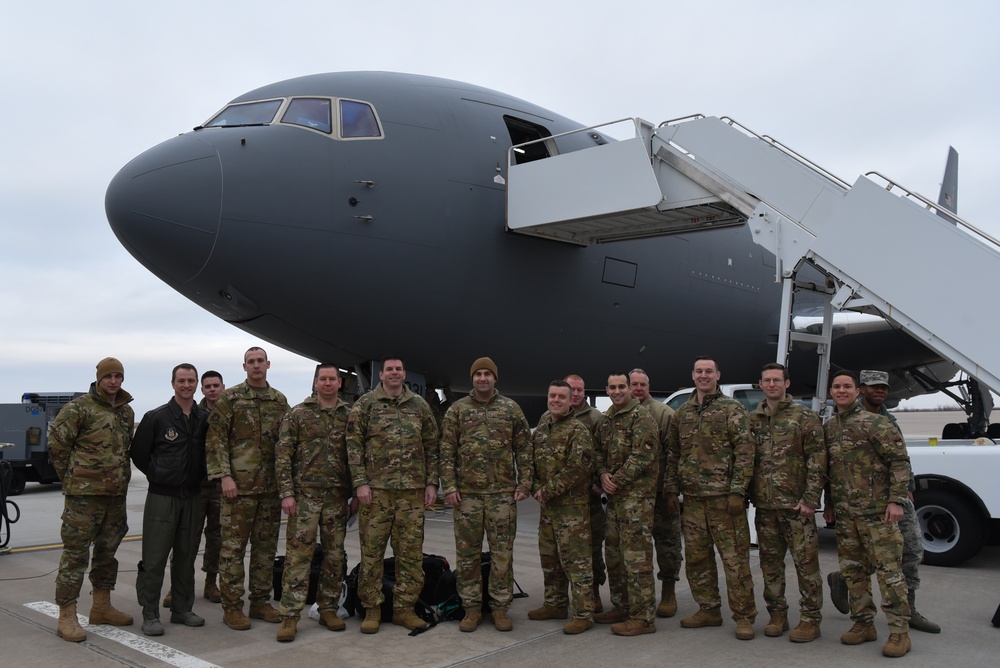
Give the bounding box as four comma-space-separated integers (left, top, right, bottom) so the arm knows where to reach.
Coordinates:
865, 171, 1000, 251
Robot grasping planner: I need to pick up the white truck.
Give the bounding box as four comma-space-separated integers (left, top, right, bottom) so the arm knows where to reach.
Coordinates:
908, 440, 1000, 566
662, 386, 1000, 566
662, 384, 763, 412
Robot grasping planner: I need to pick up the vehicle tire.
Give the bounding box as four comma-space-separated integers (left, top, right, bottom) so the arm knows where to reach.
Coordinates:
941, 423, 967, 439
916, 488, 985, 566
9, 469, 26, 496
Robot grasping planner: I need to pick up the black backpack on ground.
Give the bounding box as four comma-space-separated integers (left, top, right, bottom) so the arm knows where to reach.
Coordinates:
343, 553, 452, 632
272, 543, 331, 604
435, 552, 529, 620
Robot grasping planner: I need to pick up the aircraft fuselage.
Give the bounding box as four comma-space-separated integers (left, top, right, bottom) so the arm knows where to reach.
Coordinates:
106, 72, 942, 396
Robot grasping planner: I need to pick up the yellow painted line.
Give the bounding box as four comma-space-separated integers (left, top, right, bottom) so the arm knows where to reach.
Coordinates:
3, 533, 144, 555
7, 519, 290, 554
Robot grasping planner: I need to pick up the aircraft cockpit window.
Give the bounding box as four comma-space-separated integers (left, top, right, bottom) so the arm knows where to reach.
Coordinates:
281, 98, 333, 133
340, 100, 382, 138
204, 100, 282, 128
504, 116, 553, 165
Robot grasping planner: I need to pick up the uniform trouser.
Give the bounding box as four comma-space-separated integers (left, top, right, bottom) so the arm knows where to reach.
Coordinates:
358, 488, 425, 610
55, 495, 128, 606
899, 498, 922, 590
136, 491, 204, 619
605, 493, 655, 622
834, 513, 910, 632
453, 492, 517, 611
841, 499, 921, 591
683, 495, 756, 622
279, 487, 349, 618
589, 491, 607, 587
538, 499, 594, 618
653, 490, 682, 582
755, 507, 823, 622
219, 492, 281, 609
199, 481, 222, 574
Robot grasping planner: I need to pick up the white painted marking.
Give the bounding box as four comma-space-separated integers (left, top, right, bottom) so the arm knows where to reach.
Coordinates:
24, 601, 220, 668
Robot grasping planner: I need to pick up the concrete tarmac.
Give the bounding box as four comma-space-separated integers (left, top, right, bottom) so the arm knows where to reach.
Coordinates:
1, 412, 997, 667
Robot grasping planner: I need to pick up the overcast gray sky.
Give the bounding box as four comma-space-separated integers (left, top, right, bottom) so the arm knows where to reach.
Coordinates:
2, 1, 997, 416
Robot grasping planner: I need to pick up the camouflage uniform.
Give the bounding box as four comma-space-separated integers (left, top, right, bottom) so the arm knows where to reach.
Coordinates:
206, 382, 289, 610
826, 401, 911, 632
276, 396, 352, 619
532, 410, 595, 618
568, 404, 608, 589
440, 390, 532, 612
197, 397, 222, 577
49, 383, 135, 606
749, 397, 826, 622
595, 398, 658, 623
872, 405, 923, 591
666, 391, 756, 623
640, 396, 682, 585
346, 383, 439, 611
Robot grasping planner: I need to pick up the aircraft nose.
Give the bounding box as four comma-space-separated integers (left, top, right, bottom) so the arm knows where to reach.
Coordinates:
105, 134, 222, 284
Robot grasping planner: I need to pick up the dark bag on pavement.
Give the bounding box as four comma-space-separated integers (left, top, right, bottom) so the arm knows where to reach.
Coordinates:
343, 553, 452, 626
436, 551, 528, 618
271, 543, 328, 604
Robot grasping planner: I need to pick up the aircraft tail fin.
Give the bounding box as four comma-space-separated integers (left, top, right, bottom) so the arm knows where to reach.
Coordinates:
937, 146, 958, 218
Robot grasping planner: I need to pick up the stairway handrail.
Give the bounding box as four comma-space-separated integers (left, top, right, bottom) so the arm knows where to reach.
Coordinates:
866, 171, 1000, 250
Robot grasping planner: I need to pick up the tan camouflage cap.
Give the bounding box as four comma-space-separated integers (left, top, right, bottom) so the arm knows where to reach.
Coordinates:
860, 369, 890, 387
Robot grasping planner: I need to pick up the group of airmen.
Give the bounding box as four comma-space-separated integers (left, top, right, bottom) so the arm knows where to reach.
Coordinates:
47, 348, 939, 660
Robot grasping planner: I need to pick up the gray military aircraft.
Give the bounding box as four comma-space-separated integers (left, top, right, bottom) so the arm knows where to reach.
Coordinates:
104, 71, 960, 410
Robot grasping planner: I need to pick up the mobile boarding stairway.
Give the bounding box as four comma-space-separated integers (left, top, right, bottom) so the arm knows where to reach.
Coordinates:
505, 116, 1000, 401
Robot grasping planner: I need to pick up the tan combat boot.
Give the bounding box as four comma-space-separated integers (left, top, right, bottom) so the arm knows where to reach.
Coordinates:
593, 607, 628, 624
459, 608, 482, 632
89, 589, 133, 626
527, 605, 568, 620
360, 607, 380, 634
276, 617, 297, 642
610, 618, 655, 636
656, 580, 677, 618
203, 573, 222, 603
882, 631, 912, 657
840, 621, 877, 645
735, 619, 755, 640
789, 620, 821, 643
223, 606, 251, 630
249, 602, 280, 623
319, 610, 345, 631
162, 591, 172, 608
563, 617, 594, 635
56, 602, 87, 642
679, 608, 723, 628
764, 611, 788, 637
392, 608, 428, 631
492, 608, 513, 631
